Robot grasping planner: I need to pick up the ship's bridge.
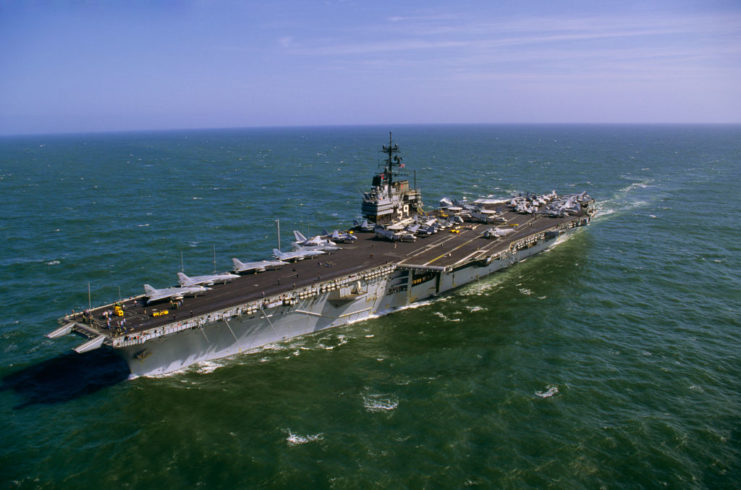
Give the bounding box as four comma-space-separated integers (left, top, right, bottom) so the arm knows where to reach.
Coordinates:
362, 134, 423, 225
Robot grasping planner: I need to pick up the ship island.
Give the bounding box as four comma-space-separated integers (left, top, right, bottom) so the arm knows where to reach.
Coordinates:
47, 134, 595, 377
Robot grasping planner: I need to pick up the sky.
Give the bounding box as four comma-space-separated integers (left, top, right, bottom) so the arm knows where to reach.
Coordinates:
1, 0, 740, 135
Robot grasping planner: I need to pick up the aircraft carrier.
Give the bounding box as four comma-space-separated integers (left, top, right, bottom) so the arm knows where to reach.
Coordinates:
47, 134, 595, 377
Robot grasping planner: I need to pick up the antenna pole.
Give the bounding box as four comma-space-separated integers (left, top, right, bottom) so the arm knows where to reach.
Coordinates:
388, 132, 393, 190
213, 244, 216, 273
275, 219, 281, 250
88, 282, 91, 310
180, 250, 184, 273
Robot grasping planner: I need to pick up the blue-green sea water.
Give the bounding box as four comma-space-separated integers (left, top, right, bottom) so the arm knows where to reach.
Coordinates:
1, 125, 739, 488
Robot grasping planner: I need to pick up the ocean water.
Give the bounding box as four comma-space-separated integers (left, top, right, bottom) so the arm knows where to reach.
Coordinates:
1, 125, 739, 488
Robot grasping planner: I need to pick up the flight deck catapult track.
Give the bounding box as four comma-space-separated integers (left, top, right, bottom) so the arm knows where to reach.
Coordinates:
48, 134, 594, 377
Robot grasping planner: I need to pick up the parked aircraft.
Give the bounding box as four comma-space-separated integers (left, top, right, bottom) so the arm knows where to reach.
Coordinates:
291, 230, 340, 251
177, 271, 240, 287
273, 248, 325, 262
232, 258, 287, 274
143, 284, 208, 304
483, 227, 516, 239
353, 219, 375, 232
328, 229, 358, 243
374, 226, 416, 242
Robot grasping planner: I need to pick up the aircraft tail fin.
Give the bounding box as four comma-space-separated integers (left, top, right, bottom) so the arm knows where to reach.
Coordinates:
177, 272, 191, 286
293, 230, 307, 242
273, 248, 283, 259
232, 258, 245, 270
143, 284, 156, 296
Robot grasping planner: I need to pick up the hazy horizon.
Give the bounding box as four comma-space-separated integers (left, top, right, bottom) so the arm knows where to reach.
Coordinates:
4, 121, 741, 139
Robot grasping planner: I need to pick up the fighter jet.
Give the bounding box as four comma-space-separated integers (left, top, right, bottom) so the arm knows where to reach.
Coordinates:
328, 229, 358, 243
374, 226, 416, 242
483, 227, 515, 239
232, 258, 287, 274
177, 271, 240, 287
353, 219, 375, 232
291, 230, 340, 251
417, 218, 439, 236
273, 248, 325, 262
468, 209, 502, 224
417, 224, 435, 236
143, 283, 208, 304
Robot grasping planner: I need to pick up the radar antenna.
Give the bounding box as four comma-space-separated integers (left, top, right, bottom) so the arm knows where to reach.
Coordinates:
381, 132, 403, 190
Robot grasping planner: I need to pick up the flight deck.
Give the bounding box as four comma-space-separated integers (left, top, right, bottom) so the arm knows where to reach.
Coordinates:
62, 206, 586, 339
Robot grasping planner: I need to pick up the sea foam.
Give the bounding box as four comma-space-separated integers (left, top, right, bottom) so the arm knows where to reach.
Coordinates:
285, 430, 324, 446
535, 385, 559, 398
363, 393, 399, 412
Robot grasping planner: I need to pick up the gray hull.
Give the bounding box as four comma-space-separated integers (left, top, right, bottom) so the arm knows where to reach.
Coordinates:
120, 232, 563, 377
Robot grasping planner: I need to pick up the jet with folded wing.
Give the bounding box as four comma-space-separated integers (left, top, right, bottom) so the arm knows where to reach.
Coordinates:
329, 229, 358, 243
353, 219, 375, 232
177, 271, 240, 287
374, 225, 416, 242
143, 283, 209, 304
232, 258, 287, 274
291, 230, 340, 251
273, 248, 325, 262
483, 227, 516, 239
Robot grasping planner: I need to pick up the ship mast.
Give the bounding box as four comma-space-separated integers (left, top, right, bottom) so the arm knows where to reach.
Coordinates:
381, 131, 402, 192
